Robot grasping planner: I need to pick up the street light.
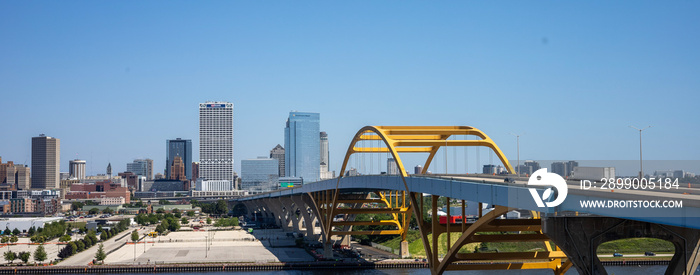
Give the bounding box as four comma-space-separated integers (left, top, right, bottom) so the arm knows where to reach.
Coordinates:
629, 126, 652, 179
510, 133, 523, 176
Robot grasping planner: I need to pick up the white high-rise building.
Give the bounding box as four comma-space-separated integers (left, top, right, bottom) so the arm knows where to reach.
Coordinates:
69, 159, 86, 180
199, 102, 234, 181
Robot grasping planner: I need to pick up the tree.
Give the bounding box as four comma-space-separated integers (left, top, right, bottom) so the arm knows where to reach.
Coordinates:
4, 251, 16, 264
131, 230, 139, 242
10, 236, 18, 245
58, 243, 74, 259
181, 217, 188, 224
18, 252, 30, 264
34, 245, 47, 264
161, 219, 169, 232
215, 200, 228, 215
71, 201, 84, 211
1, 236, 8, 244
159, 199, 170, 205
59, 235, 71, 242
206, 217, 212, 225
103, 207, 113, 214
155, 225, 164, 234
12, 228, 20, 236
186, 211, 195, 217
95, 244, 106, 263
89, 208, 100, 215
75, 240, 85, 252
156, 208, 165, 214
27, 227, 35, 236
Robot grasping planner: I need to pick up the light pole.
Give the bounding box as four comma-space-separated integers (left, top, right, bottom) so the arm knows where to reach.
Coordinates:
630, 126, 652, 179
510, 133, 522, 176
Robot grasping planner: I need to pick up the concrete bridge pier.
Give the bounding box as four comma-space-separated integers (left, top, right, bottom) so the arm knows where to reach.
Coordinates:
279, 197, 302, 233
291, 195, 316, 240
543, 216, 700, 275
264, 198, 290, 231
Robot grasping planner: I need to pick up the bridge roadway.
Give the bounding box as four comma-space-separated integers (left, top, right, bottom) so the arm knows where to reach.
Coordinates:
239, 174, 700, 230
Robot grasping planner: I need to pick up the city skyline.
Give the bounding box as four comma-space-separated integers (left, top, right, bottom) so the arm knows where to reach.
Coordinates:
0, 2, 698, 177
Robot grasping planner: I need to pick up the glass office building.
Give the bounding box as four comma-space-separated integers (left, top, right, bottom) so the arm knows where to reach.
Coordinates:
241, 157, 279, 192
284, 112, 320, 184
166, 138, 192, 180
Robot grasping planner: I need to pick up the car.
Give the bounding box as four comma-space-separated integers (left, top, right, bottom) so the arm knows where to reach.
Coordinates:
644, 251, 656, 256
613, 253, 623, 257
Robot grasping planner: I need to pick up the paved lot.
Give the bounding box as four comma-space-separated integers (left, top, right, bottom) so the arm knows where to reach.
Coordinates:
0, 237, 61, 265
104, 229, 314, 264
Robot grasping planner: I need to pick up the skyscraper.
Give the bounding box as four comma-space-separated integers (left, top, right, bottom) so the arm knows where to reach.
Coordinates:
320, 132, 329, 167
199, 102, 234, 181
170, 156, 186, 180
270, 145, 285, 177
69, 159, 86, 180
284, 112, 320, 183
166, 138, 192, 180
127, 159, 153, 180
319, 132, 334, 180
32, 134, 60, 189
191, 162, 199, 181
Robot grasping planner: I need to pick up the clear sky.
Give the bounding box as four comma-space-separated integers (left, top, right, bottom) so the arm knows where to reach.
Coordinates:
1, 1, 698, 177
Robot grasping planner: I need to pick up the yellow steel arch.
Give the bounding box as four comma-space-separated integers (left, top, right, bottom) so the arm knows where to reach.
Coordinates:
325, 126, 567, 275
327, 126, 516, 246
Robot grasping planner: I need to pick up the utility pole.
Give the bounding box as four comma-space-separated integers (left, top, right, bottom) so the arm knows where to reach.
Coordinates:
630, 126, 652, 179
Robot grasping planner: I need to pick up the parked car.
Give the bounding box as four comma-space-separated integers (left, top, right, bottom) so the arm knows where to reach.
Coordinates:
644, 251, 656, 256
613, 253, 623, 257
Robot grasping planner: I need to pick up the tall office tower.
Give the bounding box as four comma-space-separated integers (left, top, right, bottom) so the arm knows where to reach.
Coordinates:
31, 135, 60, 189
69, 159, 86, 180
241, 157, 279, 192
106, 163, 112, 179
170, 156, 186, 180
191, 162, 199, 181
320, 132, 329, 168
166, 138, 192, 180
15, 165, 30, 190
199, 102, 234, 181
127, 159, 153, 179
0, 157, 12, 184
387, 158, 399, 175
270, 145, 285, 177
284, 112, 320, 183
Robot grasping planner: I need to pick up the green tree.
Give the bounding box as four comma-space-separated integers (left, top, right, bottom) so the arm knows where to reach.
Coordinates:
75, 240, 85, 252
34, 245, 47, 264
103, 207, 113, 214
59, 235, 71, 242
10, 235, 18, 245
155, 224, 164, 234
18, 252, 30, 264
4, 251, 16, 264
89, 208, 100, 215
206, 217, 212, 225
27, 226, 35, 236
181, 217, 188, 224
1, 236, 8, 244
131, 230, 139, 242
71, 201, 84, 211
12, 228, 20, 236
186, 211, 195, 217
156, 208, 165, 214
95, 244, 106, 263
215, 200, 228, 215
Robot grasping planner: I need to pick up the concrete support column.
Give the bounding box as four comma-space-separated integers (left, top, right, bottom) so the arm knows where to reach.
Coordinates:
544, 216, 700, 275
323, 241, 334, 259
291, 195, 316, 240
279, 197, 301, 233
400, 240, 410, 258
265, 199, 290, 231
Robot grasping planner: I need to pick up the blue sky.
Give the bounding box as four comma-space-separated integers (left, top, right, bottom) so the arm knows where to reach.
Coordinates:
1, 1, 698, 176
